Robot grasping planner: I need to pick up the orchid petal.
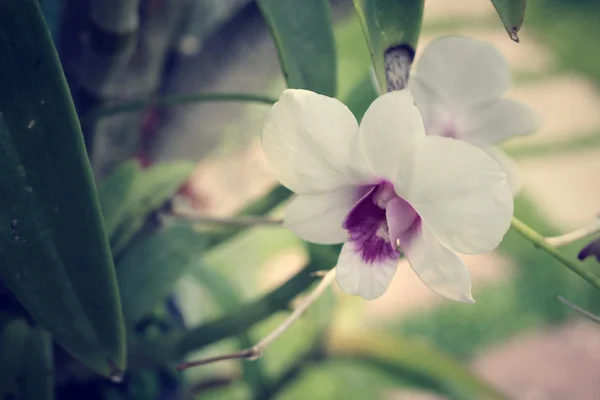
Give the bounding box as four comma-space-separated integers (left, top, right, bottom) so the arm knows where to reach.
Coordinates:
284, 188, 359, 245
394, 136, 513, 255
386, 197, 418, 250
262, 89, 361, 194
458, 98, 541, 147
414, 36, 510, 109
335, 241, 397, 300
358, 90, 426, 179
409, 76, 450, 136
483, 147, 522, 195
402, 222, 474, 303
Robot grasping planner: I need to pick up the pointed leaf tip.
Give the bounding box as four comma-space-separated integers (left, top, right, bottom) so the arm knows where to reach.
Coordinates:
491, 0, 526, 43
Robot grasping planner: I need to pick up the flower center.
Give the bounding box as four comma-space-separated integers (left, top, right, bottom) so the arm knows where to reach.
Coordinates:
438, 118, 458, 139
343, 181, 419, 264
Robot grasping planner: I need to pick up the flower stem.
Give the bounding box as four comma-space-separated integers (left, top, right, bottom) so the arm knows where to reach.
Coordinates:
177, 268, 337, 370
170, 207, 283, 227
80, 92, 278, 122
557, 295, 600, 324
510, 217, 600, 292
545, 218, 600, 246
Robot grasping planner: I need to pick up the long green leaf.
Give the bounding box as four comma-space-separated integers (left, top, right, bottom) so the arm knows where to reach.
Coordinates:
491, 0, 526, 42
191, 265, 267, 396
352, 0, 424, 92
0, 0, 125, 377
174, 244, 339, 358
99, 160, 143, 236
257, 0, 337, 96
109, 161, 195, 256
329, 331, 506, 400
0, 318, 54, 400
343, 71, 379, 121
117, 224, 206, 324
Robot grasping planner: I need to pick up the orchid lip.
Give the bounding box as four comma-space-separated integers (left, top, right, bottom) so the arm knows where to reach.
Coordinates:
343, 180, 419, 265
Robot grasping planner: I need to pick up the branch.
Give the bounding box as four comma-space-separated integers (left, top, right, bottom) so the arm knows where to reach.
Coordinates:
510, 217, 600, 293
177, 268, 336, 370
557, 295, 600, 324
80, 92, 277, 122
170, 207, 282, 228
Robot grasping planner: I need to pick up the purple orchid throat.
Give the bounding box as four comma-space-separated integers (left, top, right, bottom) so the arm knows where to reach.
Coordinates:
343, 181, 421, 264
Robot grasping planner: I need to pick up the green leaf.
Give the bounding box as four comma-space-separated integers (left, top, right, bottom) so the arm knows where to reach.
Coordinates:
0, 0, 125, 377
257, 0, 337, 96
0, 318, 54, 400
329, 331, 506, 400
108, 161, 195, 256
99, 160, 143, 237
491, 0, 526, 42
174, 244, 339, 358
117, 224, 206, 324
191, 265, 267, 396
343, 71, 379, 122
352, 0, 424, 92
19, 327, 54, 400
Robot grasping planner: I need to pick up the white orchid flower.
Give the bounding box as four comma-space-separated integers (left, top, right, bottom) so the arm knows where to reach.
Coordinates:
408, 36, 541, 193
262, 88, 513, 302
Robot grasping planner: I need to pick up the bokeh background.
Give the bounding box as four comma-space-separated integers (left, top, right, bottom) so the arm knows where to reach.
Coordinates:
44, 0, 600, 398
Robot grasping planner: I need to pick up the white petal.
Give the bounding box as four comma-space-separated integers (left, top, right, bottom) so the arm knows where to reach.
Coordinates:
458, 99, 541, 147
357, 90, 426, 179
414, 36, 510, 109
403, 224, 474, 303
409, 76, 448, 135
262, 89, 361, 194
394, 136, 513, 255
335, 241, 397, 300
483, 147, 521, 195
284, 188, 358, 245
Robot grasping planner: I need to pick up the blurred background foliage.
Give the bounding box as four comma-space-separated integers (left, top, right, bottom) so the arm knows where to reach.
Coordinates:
1, 0, 600, 399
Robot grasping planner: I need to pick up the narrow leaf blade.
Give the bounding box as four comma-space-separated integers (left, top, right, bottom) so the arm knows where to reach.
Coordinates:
257, 0, 337, 96
0, 318, 54, 400
329, 331, 506, 400
109, 162, 195, 256
117, 224, 205, 324
0, 0, 125, 377
491, 0, 526, 42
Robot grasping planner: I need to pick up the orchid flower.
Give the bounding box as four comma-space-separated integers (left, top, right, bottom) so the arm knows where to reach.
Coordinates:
262, 88, 513, 302
407, 36, 541, 192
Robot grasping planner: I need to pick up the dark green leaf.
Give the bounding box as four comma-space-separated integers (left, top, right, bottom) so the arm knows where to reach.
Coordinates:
491, 0, 526, 42
191, 265, 267, 396
109, 161, 194, 256
0, 318, 54, 400
343, 72, 379, 121
117, 224, 206, 324
257, 0, 337, 96
99, 160, 143, 237
174, 244, 339, 358
330, 331, 506, 400
0, 0, 125, 377
19, 328, 54, 400
352, 0, 424, 92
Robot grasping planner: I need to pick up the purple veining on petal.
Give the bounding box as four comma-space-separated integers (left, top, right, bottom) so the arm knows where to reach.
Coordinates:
343, 181, 419, 265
